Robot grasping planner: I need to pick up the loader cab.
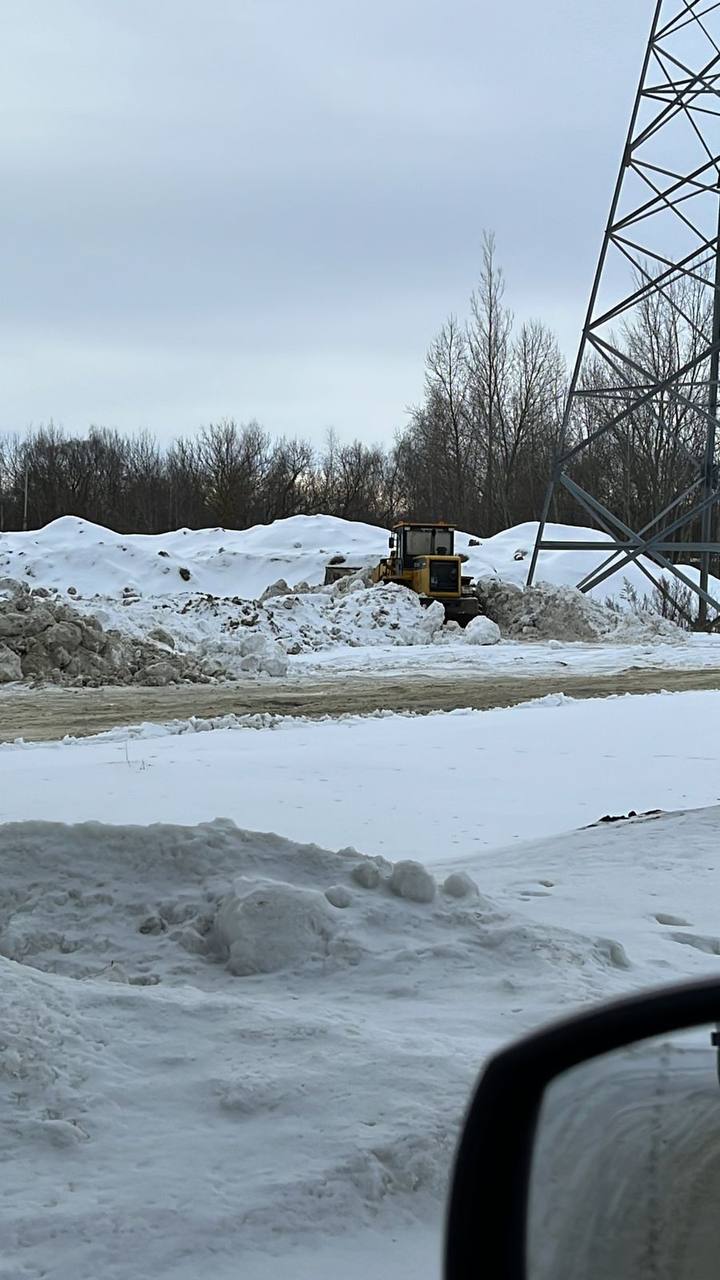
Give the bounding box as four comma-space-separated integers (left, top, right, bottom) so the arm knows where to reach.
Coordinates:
392, 523, 455, 571
377, 520, 479, 621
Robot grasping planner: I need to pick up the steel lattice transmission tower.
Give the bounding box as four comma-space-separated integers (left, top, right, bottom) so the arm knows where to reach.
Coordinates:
527, 0, 720, 624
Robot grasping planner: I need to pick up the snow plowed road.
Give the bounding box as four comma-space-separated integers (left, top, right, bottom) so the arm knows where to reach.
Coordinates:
3, 665, 720, 742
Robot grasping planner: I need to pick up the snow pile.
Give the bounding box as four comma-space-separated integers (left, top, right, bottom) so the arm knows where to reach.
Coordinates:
0, 513, 388, 599
0, 578, 211, 687
243, 580, 447, 651
464, 615, 501, 646
88, 580, 447, 666
3, 513, 715, 609
0, 815, 625, 1238
0, 514, 701, 679
475, 576, 682, 643
0, 818, 631, 992
465, 520, 720, 604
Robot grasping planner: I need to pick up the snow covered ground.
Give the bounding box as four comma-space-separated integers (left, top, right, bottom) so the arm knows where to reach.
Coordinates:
4, 690, 720, 853
2, 514, 719, 1275
290, 631, 720, 678
3, 691, 720, 1278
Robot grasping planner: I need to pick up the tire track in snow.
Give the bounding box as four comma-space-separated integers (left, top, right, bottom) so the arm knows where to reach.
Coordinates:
3, 664, 720, 743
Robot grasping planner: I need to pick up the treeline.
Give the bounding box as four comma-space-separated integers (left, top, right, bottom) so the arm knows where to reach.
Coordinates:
0, 234, 711, 537
0, 423, 402, 534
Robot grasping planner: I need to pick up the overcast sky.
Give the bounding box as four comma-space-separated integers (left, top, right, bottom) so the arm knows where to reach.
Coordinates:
1, 0, 654, 445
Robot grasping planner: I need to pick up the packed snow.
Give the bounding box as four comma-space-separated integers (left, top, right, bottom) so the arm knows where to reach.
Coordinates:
0, 513, 707, 686
0, 514, 388, 599
3, 692, 720, 1277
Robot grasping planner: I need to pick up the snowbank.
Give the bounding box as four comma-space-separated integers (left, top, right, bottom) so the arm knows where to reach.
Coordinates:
475, 576, 682, 643
0, 814, 653, 1026
465, 520, 720, 604
0, 513, 388, 599
1, 813, 626, 1249
2, 513, 715, 607
0, 819, 495, 984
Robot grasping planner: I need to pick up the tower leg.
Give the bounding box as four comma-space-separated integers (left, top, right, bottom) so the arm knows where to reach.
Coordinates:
527, 480, 556, 587
699, 195, 720, 629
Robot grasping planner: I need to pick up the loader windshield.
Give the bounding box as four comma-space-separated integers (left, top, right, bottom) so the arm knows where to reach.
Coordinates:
403, 527, 454, 557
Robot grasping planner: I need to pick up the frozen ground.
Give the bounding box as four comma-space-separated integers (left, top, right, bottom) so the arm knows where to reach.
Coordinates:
3, 691, 720, 1277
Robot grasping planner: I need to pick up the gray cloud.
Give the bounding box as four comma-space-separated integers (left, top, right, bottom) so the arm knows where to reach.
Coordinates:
2, 0, 653, 443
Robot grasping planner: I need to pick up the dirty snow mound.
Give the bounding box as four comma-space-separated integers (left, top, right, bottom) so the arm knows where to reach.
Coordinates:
0, 579, 209, 686
88, 580, 447, 665
249, 579, 446, 652
475, 576, 682, 643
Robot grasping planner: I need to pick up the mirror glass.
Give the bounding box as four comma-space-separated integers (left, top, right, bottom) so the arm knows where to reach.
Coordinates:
528, 1025, 720, 1280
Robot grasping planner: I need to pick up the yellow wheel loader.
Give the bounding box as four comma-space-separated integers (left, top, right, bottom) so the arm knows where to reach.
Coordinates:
325, 521, 481, 626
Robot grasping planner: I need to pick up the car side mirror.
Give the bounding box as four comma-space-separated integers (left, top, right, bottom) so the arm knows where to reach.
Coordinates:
445, 979, 720, 1280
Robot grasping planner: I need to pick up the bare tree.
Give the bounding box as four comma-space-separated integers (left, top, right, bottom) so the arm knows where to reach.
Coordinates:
467, 232, 513, 530
395, 233, 565, 534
